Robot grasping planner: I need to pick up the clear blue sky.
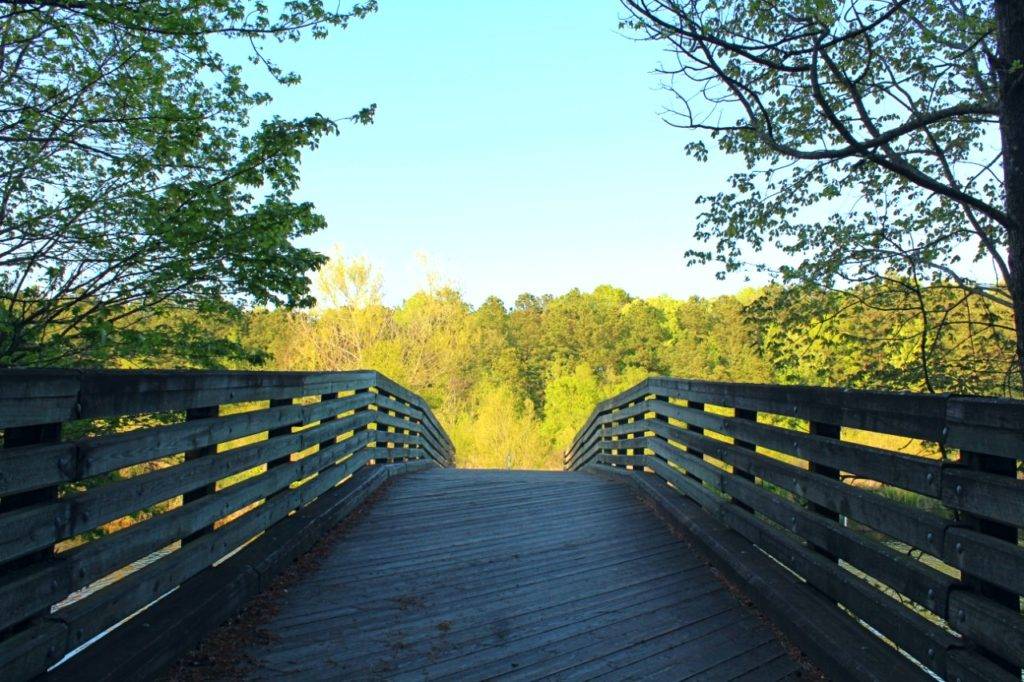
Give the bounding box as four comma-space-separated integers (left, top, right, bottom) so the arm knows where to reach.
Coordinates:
253, 0, 762, 306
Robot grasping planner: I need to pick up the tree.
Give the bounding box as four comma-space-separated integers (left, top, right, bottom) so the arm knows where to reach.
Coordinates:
296, 251, 393, 371
0, 0, 377, 366
622, 0, 1024, 387
659, 294, 771, 382
448, 382, 553, 470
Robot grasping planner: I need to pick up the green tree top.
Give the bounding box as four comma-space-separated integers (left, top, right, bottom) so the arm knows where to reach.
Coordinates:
0, 0, 377, 366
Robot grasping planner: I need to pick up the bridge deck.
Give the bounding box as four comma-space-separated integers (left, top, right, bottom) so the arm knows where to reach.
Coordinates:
230, 468, 800, 680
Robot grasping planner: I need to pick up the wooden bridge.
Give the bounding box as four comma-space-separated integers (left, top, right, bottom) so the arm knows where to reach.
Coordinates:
0, 371, 1021, 681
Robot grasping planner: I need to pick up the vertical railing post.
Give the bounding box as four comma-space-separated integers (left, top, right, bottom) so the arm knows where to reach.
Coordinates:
608, 408, 621, 468
627, 399, 644, 472
182, 405, 219, 543
318, 392, 339, 461
0, 421, 62, 642
267, 397, 296, 470
958, 449, 1020, 674
385, 397, 398, 463
683, 400, 706, 483
808, 420, 841, 561
401, 399, 413, 462
731, 407, 757, 513
651, 395, 670, 472
1, 420, 62, 558
353, 386, 374, 464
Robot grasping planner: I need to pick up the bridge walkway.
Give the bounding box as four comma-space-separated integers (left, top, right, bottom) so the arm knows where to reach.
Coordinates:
232, 468, 800, 680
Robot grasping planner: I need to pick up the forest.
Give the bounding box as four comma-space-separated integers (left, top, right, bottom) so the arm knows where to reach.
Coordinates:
47, 250, 1012, 470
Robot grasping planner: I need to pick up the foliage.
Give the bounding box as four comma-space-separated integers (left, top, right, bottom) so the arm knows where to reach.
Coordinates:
236, 251, 1013, 468
0, 0, 377, 366
620, 0, 1024, 380
31, 251, 1017, 468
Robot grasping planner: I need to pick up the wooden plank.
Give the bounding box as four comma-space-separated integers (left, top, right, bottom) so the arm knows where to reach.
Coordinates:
947, 590, 1024, 669
430, 586, 730, 681
0, 368, 452, 432
663, 400, 940, 496
0, 431, 380, 634
223, 470, 796, 682
945, 395, 1024, 459
182, 404, 220, 543
941, 465, 1024, 528
47, 450, 380, 674
0, 371, 80, 428
615, 456, 957, 675
0, 369, 453, 682
648, 424, 949, 555
661, 447, 956, 616
944, 527, 1024, 596
0, 442, 75, 497
600, 467, 931, 682
572, 378, 1024, 465
0, 415, 380, 565
45, 464, 395, 682
77, 391, 376, 477
953, 449, 1022, 675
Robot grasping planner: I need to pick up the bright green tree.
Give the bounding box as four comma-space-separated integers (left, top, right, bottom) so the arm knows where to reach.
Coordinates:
623, 0, 1024, 387
0, 0, 377, 366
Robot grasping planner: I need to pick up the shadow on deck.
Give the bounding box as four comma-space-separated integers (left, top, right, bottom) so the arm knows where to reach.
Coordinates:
193, 469, 802, 681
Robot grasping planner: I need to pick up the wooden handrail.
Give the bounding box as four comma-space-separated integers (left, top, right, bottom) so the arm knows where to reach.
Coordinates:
0, 369, 453, 681
566, 377, 1024, 682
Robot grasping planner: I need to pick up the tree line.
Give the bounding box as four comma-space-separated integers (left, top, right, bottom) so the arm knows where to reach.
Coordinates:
67, 252, 1014, 469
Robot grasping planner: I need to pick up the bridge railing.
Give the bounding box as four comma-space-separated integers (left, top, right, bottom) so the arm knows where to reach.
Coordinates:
0, 369, 452, 680
566, 376, 1023, 682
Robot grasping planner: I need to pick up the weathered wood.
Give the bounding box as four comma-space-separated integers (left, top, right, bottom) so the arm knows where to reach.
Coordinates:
954, 449, 1022, 674
212, 469, 796, 681
941, 464, 1024, 528
731, 407, 757, 512
807, 420, 841, 563
648, 421, 949, 554
0, 369, 452, 682
572, 376, 1024, 461
46, 463, 397, 682
0, 441, 75, 497
182, 404, 220, 543
597, 466, 929, 682
575, 398, 943, 494
0, 411, 382, 565
0, 421, 62, 570
567, 375, 1024, 680
944, 526, 1024, 596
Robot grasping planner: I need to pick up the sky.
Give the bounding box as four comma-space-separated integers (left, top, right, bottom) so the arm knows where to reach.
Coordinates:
250, 0, 763, 307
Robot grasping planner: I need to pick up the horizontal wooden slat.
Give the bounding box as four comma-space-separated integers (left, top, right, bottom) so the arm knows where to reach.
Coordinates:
78, 391, 376, 478
0, 417, 384, 565
646, 423, 950, 555
0, 431, 381, 632
940, 467, 1024, 527
569, 376, 1024, 682
0, 368, 452, 682
593, 459, 959, 677
570, 378, 1024, 462
656, 400, 941, 496
0, 442, 76, 496
0, 371, 80, 429
947, 590, 1024, 668
637, 445, 955, 616
944, 527, 1024, 596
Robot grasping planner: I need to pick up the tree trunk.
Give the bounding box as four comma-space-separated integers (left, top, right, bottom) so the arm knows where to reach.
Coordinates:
995, 0, 1024, 388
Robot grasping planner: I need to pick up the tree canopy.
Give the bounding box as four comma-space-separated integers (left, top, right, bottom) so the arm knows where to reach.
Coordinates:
227, 252, 1015, 469
0, 0, 376, 366
621, 0, 1024, 380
